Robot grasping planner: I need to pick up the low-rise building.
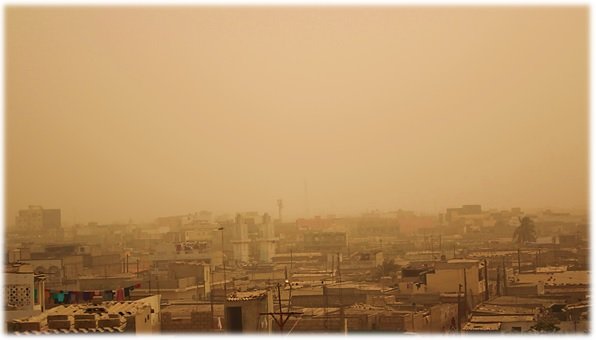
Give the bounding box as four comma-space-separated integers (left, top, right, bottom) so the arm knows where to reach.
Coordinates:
5, 263, 47, 320
6, 295, 161, 334
224, 290, 273, 333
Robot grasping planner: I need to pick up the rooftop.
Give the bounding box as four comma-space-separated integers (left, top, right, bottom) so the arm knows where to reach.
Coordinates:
474, 303, 537, 316
486, 296, 564, 307
517, 271, 589, 286
470, 315, 535, 323
226, 290, 268, 302
463, 322, 501, 331
8, 300, 153, 334
161, 303, 224, 317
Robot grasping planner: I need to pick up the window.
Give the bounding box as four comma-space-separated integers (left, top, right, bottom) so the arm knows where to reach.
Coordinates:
6, 285, 32, 308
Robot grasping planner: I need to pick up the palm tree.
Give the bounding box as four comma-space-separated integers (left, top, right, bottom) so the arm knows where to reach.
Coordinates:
374, 259, 400, 279
530, 315, 560, 333
513, 216, 537, 245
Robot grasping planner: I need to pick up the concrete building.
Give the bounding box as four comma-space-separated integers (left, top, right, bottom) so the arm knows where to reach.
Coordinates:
132, 262, 212, 302
426, 259, 486, 309
231, 214, 250, 264
302, 231, 347, 254
257, 214, 277, 263
6, 295, 161, 334
16, 206, 61, 231
161, 303, 224, 332
224, 290, 273, 332
5, 263, 47, 320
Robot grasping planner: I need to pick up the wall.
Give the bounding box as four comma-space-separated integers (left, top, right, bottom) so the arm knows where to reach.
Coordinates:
429, 304, 458, 332
499, 321, 534, 332
426, 266, 483, 295
168, 262, 208, 282
25, 259, 63, 287
5, 272, 35, 320
224, 294, 272, 333
162, 311, 214, 332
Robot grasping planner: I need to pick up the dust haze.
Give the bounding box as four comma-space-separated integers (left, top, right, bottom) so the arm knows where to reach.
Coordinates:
5, 7, 588, 224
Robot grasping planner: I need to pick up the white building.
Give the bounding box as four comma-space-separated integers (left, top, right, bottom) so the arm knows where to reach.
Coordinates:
426, 259, 486, 307
257, 214, 277, 263
5, 263, 46, 320
231, 214, 250, 263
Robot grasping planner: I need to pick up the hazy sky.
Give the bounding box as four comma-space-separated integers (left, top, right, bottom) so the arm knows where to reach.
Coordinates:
6, 6, 588, 225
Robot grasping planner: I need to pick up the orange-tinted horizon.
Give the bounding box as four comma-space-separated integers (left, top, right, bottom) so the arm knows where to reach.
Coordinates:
5, 6, 588, 225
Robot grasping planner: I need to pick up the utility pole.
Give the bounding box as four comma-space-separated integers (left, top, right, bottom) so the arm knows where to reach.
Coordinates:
218, 227, 228, 298
496, 264, 501, 296
156, 270, 160, 295
463, 268, 468, 321
195, 268, 200, 301
501, 257, 508, 295
260, 283, 302, 333
412, 302, 416, 332
484, 259, 489, 301
126, 253, 130, 273
323, 281, 329, 330
331, 255, 335, 279
517, 248, 521, 274
210, 266, 215, 329
457, 284, 462, 333
338, 253, 345, 333
430, 235, 434, 260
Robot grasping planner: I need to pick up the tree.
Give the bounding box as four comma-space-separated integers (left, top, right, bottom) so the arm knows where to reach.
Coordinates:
530, 315, 560, 333
513, 216, 536, 245
374, 259, 400, 279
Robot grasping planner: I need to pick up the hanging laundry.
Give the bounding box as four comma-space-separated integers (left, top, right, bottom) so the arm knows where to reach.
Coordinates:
63, 292, 72, 304
103, 290, 114, 300
124, 286, 134, 298
45, 289, 52, 306
82, 291, 93, 301
115, 288, 125, 301
54, 292, 65, 303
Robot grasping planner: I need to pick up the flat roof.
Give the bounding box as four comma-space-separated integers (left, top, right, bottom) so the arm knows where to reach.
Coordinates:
161, 303, 224, 317
463, 322, 501, 331
471, 315, 535, 323
517, 271, 589, 285
486, 296, 564, 307
474, 304, 537, 315
8, 300, 154, 334
226, 290, 268, 302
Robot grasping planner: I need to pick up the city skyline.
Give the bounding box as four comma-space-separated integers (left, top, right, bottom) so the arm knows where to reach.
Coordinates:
8, 202, 588, 227
4, 5, 590, 335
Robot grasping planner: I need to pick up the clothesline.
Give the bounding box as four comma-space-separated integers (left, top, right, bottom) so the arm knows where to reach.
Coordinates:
44, 283, 142, 304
